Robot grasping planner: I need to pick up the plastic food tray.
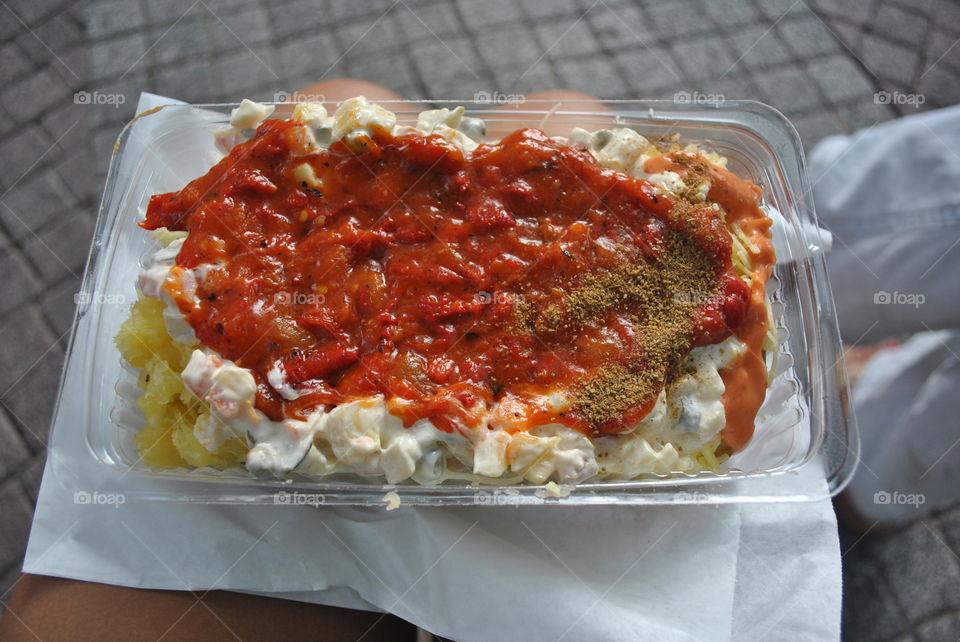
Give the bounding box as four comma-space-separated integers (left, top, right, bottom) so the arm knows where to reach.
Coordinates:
65, 99, 857, 505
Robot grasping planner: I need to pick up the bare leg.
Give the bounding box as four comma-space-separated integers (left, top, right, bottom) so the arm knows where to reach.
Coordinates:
0, 574, 415, 641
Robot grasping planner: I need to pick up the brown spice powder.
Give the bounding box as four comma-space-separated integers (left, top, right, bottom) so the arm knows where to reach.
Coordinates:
552, 234, 719, 428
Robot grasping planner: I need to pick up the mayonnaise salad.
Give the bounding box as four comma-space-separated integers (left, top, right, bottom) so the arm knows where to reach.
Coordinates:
137, 97, 749, 485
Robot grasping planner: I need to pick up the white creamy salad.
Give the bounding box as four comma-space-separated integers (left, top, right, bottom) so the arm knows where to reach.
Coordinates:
140, 97, 745, 484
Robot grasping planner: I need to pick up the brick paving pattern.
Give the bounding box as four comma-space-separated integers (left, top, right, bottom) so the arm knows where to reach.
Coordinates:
1, 0, 959, 639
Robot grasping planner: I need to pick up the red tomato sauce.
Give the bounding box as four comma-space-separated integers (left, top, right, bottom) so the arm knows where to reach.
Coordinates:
143, 119, 760, 440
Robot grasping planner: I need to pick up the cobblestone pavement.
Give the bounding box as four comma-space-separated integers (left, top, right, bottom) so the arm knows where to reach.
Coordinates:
1, 0, 959, 639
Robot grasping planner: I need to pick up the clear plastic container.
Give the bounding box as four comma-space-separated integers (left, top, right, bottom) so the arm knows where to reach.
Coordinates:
70, 99, 858, 505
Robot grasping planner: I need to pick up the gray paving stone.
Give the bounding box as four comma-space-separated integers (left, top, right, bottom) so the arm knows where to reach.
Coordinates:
0, 68, 72, 124
210, 50, 282, 97
0, 124, 53, 190
873, 521, 960, 622
410, 35, 492, 98
806, 53, 876, 104
147, 19, 210, 67
276, 33, 341, 88
87, 73, 146, 129
555, 56, 629, 99
835, 97, 896, 133
85, 0, 146, 39
143, 0, 205, 26
336, 18, 408, 64
0, 245, 39, 320
928, 0, 960, 31
861, 33, 918, 87
346, 54, 420, 98
842, 556, 906, 642
267, 0, 330, 40
19, 452, 47, 504
477, 25, 545, 74
925, 30, 960, 76
752, 64, 823, 114
615, 47, 684, 95
0, 170, 75, 242
0, 478, 32, 572
329, 0, 392, 25
703, 73, 758, 102
0, 350, 64, 453
49, 46, 89, 93
500, 63, 562, 96
917, 611, 960, 641
208, 5, 271, 52
0, 104, 15, 141
586, 3, 656, 51
516, 0, 580, 21
40, 275, 81, 338
645, 0, 714, 40
0, 7, 21, 41
88, 33, 148, 83
23, 212, 92, 284
702, 0, 761, 27
672, 35, 737, 83
0, 43, 33, 87
941, 505, 960, 550
828, 20, 865, 54
29, 9, 84, 56
727, 24, 797, 71
1, 0, 53, 28
755, 0, 813, 21
92, 125, 121, 174
874, 2, 929, 47
153, 57, 217, 105
790, 109, 843, 148
455, 0, 526, 29
0, 305, 58, 390
777, 16, 841, 60
395, 1, 462, 41
0, 412, 30, 482
808, 0, 877, 25
534, 16, 602, 60
0, 563, 21, 609
51, 147, 95, 204
917, 64, 960, 109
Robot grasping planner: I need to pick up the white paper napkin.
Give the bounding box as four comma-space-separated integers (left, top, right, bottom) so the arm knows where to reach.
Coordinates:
23, 93, 841, 641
